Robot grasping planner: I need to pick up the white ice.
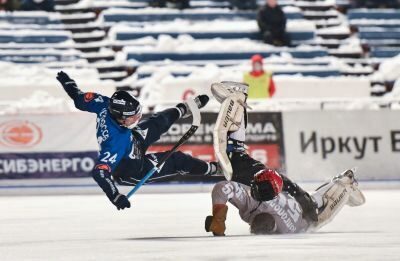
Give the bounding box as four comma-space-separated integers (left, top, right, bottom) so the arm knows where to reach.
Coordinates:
0, 190, 399, 261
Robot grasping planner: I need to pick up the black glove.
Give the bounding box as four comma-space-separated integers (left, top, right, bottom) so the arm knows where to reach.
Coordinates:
56, 71, 81, 99
177, 94, 209, 118
56, 71, 75, 87
112, 194, 131, 210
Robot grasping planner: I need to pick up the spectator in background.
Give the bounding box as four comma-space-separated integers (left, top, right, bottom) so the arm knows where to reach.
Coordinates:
149, 0, 190, 9
230, 0, 257, 10
149, 0, 165, 7
257, 0, 290, 46
20, 0, 54, 12
350, 0, 399, 8
0, 0, 21, 11
243, 54, 276, 99
167, 0, 190, 9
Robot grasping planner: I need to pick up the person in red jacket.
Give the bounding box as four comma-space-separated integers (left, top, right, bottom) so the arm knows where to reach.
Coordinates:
243, 54, 276, 99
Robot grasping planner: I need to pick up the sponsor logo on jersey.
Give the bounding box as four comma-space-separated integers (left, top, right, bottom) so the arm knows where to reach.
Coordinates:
96, 108, 110, 143
268, 197, 297, 232
84, 92, 95, 102
222, 182, 245, 201
95, 164, 111, 172
0, 120, 42, 148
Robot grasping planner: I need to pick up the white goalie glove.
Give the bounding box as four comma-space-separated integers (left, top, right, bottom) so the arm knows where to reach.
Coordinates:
211, 81, 249, 180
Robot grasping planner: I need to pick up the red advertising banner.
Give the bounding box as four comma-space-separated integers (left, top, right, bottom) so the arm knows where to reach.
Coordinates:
151, 112, 286, 171
148, 144, 282, 169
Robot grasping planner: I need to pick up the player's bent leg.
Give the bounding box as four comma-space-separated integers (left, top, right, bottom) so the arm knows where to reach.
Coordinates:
312, 169, 366, 209
230, 152, 265, 186
153, 151, 219, 176
312, 180, 351, 230
311, 169, 365, 230
280, 174, 318, 223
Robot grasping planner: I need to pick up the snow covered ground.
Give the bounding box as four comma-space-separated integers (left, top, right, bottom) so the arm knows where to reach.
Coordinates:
1, 189, 399, 261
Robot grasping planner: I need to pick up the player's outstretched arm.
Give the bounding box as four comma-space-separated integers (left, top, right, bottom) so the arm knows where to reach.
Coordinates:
56, 71, 83, 100
56, 71, 107, 113
92, 164, 130, 211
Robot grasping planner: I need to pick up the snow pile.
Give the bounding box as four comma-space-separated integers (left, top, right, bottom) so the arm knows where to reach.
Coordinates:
104, 6, 301, 15
108, 19, 315, 36
350, 19, 400, 26
377, 54, 400, 82
0, 90, 75, 115
138, 62, 370, 107
317, 24, 350, 35
0, 10, 62, 23
136, 60, 340, 77
0, 62, 116, 101
122, 35, 326, 53
0, 29, 72, 37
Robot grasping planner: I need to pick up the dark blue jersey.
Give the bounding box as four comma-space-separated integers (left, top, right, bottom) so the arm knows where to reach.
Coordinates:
65, 87, 181, 202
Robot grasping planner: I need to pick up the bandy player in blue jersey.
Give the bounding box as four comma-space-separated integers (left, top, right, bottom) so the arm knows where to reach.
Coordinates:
56, 71, 219, 211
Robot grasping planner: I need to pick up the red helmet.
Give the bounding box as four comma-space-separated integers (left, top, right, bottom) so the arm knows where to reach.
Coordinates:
251, 54, 264, 64
251, 169, 283, 201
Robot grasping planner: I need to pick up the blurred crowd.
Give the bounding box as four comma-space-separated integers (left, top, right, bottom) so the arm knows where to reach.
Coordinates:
149, 0, 257, 9
0, 0, 54, 11
350, 0, 400, 8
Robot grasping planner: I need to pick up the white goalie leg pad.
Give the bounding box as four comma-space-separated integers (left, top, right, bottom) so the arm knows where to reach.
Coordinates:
333, 169, 366, 207
311, 169, 366, 230
312, 180, 351, 230
213, 97, 244, 180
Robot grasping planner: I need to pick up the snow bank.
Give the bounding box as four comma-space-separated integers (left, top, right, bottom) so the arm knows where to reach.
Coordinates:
122, 35, 326, 53
0, 62, 116, 102
108, 19, 315, 38
138, 63, 370, 107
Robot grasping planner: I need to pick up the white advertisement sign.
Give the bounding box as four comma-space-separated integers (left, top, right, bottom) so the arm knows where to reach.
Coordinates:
274, 77, 370, 98
0, 113, 98, 153
283, 110, 400, 181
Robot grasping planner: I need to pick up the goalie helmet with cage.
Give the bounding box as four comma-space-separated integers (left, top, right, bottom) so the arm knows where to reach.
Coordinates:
108, 91, 142, 120
251, 169, 283, 201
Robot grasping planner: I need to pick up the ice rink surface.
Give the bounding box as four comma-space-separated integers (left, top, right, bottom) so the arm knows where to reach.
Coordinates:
1, 190, 399, 261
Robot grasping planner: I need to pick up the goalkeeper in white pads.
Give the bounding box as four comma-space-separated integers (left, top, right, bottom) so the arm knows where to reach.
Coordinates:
205, 81, 366, 235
